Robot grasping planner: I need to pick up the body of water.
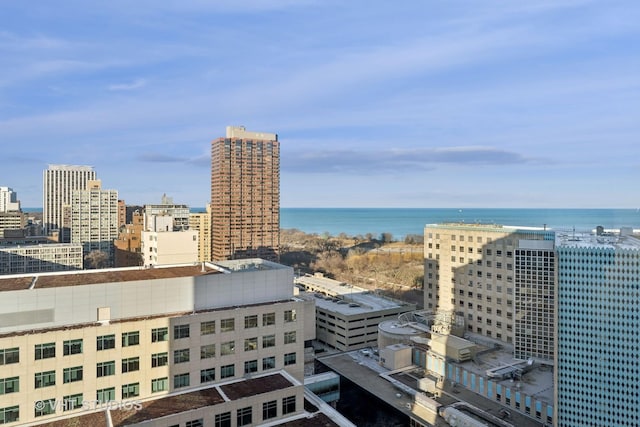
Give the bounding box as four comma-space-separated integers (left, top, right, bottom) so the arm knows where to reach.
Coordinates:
281, 208, 640, 240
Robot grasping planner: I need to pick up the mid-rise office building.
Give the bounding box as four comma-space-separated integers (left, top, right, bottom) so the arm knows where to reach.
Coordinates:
0, 243, 83, 274
424, 224, 556, 362
69, 180, 119, 267
295, 274, 416, 351
0, 259, 314, 426
554, 227, 640, 427
43, 165, 96, 242
0, 187, 24, 239
189, 204, 212, 262
211, 126, 280, 262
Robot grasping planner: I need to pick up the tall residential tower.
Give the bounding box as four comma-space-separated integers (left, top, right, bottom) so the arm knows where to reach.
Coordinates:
43, 164, 96, 242
210, 126, 280, 261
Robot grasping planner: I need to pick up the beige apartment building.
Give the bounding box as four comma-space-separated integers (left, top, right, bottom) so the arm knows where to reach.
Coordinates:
69, 180, 119, 267
189, 204, 212, 262
210, 126, 280, 262
424, 223, 555, 362
0, 259, 315, 426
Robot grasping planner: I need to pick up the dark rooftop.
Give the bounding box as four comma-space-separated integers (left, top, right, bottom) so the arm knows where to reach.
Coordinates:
220, 373, 295, 400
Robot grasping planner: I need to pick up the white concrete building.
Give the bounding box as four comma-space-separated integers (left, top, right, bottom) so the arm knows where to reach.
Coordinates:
0, 187, 20, 213
0, 259, 318, 426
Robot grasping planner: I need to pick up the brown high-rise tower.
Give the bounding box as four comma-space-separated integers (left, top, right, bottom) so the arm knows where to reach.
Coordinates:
210, 126, 280, 261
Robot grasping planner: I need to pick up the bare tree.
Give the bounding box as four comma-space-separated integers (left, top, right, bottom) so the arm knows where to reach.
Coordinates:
84, 250, 110, 269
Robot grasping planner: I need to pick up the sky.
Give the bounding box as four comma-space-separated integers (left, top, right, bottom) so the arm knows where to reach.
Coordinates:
1, 1, 639, 209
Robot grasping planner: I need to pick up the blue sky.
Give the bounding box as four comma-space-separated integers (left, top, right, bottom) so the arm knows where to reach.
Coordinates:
1, 1, 639, 208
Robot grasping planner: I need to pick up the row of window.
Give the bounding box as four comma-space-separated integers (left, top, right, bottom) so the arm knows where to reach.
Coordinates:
2, 312, 298, 363
28, 352, 296, 392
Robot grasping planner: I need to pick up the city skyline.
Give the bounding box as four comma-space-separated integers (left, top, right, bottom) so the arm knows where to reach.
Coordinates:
2, 1, 639, 209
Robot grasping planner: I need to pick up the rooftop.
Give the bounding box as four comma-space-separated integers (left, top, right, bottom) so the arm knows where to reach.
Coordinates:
555, 228, 640, 250
296, 274, 412, 315
0, 263, 219, 292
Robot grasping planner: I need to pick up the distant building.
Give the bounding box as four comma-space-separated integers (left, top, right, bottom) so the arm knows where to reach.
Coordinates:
0, 259, 316, 426
69, 180, 119, 267
0, 212, 25, 239
43, 164, 96, 242
0, 186, 21, 212
0, 187, 25, 239
555, 227, 640, 427
296, 274, 416, 351
142, 212, 198, 267
0, 241, 83, 274
114, 210, 144, 267
189, 204, 212, 262
117, 199, 126, 228
144, 194, 190, 231
211, 126, 280, 262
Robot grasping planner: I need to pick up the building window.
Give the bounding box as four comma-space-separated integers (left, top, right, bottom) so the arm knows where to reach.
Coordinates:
122, 331, 140, 347
215, 412, 231, 427
262, 334, 276, 348
201, 320, 216, 335
152, 352, 168, 368
35, 343, 55, 360
174, 324, 190, 339
34, 399, 55, 417
284, 309, 297, 322
244, 315, 258, 329
220, 364, 235, 379
96, 334, 116, 351
263, 356, 276, 370
263, 400, 277, 420
221, 341, 235, 356
237, 407, 252, 427
64, 366, 84, 383
151, 377, 168, 393
186, 420, 203, 427
0, 377, 19, 395
96, 387, 115, 403
284, 331, 296, 345
220, 318, 235, 332
284, 352, 296, 366
96, 361, 115, 378
0, 348, 19, 366
244, 360, 258, 374
122, 357, 140, 373
244, 337, 258, 352
35, 371, 55, 389
0, 406, 19, 424
151, 327, 168, 342
63, 339, 83, 355
174, 349, 190, 364
283, 395, 296, 415
201, 344, 216, 359
262, 312, 276, 326
122, 383, 140, 399
200, 368, 215, 383
174, 373, 190, 389
62, 394, 83, 412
